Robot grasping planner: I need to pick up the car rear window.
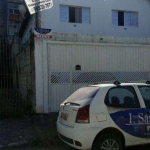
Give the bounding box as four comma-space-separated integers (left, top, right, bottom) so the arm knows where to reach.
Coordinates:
65, 86, 100, 102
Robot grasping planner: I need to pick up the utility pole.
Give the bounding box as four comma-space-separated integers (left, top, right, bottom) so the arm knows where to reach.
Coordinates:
35, 3, 41, 28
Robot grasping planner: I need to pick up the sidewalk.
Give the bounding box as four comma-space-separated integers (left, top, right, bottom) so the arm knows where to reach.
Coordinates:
0, 114, 59, 149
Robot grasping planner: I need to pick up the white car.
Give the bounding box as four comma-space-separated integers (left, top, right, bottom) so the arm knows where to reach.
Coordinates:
57, 81, 150, 150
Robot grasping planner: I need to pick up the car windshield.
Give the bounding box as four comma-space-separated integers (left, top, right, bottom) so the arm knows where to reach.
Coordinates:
138, 86, 150, 108
65, 86, 100, 102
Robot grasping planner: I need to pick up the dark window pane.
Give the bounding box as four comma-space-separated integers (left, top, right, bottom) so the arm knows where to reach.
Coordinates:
14, 9, 20, 14
118, 11, 124, 26
69, 7, 75, 23
9, 9, 13, 14
105, 86, 140, 108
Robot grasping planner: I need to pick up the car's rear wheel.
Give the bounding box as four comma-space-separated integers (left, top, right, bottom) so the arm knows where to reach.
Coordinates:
93, 133, 123, 150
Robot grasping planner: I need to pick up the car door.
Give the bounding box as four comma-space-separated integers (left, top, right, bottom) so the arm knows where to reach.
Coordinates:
138, 86, 150, 139
105, 86, 146, 138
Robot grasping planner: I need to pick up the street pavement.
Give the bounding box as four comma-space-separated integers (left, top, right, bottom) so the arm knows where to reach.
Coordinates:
0, 114, 58, 149
0, 114, 150, 150
1, 145, 150, 150
0, 113, 77, 150
0, 144, 77, 150
127, 145, 150, 150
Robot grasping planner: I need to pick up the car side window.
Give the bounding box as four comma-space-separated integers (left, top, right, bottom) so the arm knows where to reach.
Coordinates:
138, 86, 150, 108
105, 86, 140, 108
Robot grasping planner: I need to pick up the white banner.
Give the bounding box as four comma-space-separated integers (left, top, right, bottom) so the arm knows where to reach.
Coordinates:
25, 0, 53, 15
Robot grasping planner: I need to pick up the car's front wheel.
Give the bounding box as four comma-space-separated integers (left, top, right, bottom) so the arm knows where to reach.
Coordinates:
93, 133, 123, 150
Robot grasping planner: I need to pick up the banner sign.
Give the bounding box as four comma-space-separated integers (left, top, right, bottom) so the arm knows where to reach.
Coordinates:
9, 14, 22, 22
34, 28, 52, 39
25, 0, 53, 15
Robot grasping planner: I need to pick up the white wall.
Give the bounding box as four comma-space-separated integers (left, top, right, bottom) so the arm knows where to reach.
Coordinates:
34, 34, 150, 112
40, 0, 150, 37
48, 43, 150, 72
35, 39, 49, 113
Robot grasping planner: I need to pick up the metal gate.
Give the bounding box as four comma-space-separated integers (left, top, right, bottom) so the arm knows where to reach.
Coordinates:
0, 36, 34, 118
47, 43, 150, 112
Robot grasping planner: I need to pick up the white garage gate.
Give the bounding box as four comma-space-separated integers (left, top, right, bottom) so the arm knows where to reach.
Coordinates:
46, 42, 150, 112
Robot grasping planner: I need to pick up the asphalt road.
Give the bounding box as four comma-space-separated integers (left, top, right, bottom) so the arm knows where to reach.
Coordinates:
126, 144, 150, 150
1, 144, 150, 150
0, 144, 76, 150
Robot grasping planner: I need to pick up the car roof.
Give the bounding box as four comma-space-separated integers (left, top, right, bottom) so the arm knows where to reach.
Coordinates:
90, 82, 150, 87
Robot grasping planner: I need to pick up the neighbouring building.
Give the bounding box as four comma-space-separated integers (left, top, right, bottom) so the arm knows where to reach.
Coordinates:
12, 0, 150, 113
7, 0, 24, 38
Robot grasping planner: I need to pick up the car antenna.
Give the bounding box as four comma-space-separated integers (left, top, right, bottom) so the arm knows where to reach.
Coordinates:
146, 80, 150, 84
113, 81, 121, 85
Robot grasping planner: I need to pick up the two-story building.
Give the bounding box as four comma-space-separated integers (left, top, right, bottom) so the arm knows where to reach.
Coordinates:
16, 0, 150, 113
7, 0, 24, 38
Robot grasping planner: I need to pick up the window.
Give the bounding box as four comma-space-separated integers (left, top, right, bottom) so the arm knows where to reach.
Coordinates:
9, 21, 20, 27
9, 9, 20, 14
65, 86, 99, 102
112, 10, 138, 27
8, 3, 20, 15
14, 9, 20, 14
60, 5, 90, 24
69, 7, 82, 23
105, 86, 140, 108
138, 86, 150, 108
9, 9, 13, 14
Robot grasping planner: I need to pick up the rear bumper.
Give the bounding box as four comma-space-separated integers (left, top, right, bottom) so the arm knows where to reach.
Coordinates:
57, 120, 98, 150
58, 133, 82, 147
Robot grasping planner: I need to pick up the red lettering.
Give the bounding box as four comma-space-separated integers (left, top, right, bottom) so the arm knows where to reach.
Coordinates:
9, 14, 21, 22
34, 34, 52, 39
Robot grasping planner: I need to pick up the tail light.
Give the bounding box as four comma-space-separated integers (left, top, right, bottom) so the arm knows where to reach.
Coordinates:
76, 105, 90, 123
